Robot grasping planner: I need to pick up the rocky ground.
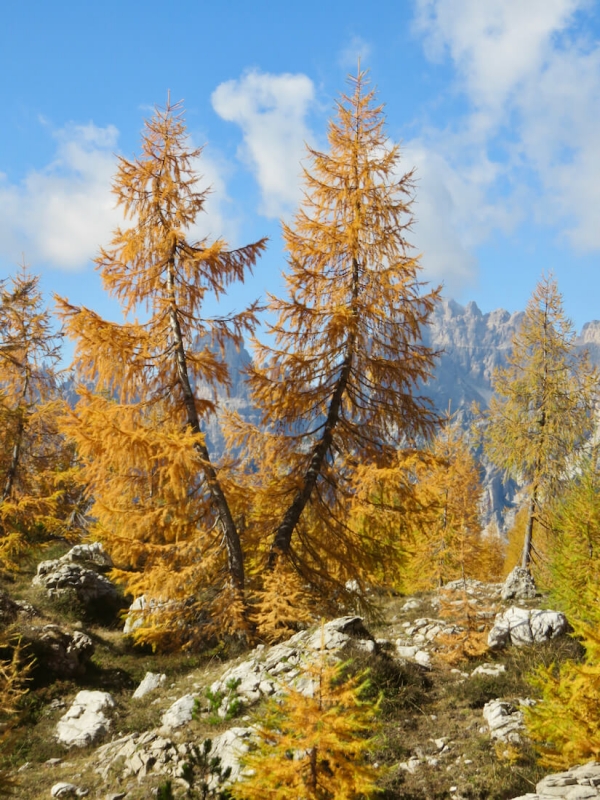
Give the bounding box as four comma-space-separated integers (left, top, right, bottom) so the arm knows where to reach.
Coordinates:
0, 546, 591, 799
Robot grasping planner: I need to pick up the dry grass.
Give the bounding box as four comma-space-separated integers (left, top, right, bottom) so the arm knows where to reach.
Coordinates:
0, 561, 587, 799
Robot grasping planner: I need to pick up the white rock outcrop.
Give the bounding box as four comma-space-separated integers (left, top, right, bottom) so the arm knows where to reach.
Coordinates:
132, 672, 166, 699
59, 542, 113, 571
209, 727, 255, 784
50, 783, 89, 798
488, 607, 569, 649
33, 562, 118, 608
94, 731, 196, 782
510, 760, 600, 799
471, 663, 506, 677
56, 691, 115, 748
160, 694, 196, 731
482, 698, 530, 743
502, 567, 538, 601
206, 616, 376, 717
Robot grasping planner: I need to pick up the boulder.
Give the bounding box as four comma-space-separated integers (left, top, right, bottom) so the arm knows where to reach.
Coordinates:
471, 663, 506, 678
122, 595, 177, 635
502, 567, 538, 601
132, 671, 167, 699
161, 694, 196, 731
58, 542, 113, 572
50, 783, 89, 798
482, 698, 528, 743
33, 561, 119, 613
24, 625, 94, 680
509, 761, 600, 799
56, 690, 115, 748
488, 607, 569, 649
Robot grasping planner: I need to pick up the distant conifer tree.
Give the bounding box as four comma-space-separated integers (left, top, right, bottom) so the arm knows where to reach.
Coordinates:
483, 274, 598, 570
0, 266, 80, 568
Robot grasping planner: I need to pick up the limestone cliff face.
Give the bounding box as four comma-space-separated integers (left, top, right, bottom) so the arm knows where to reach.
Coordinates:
424, 298, 600, 415
422, 299, 524, 413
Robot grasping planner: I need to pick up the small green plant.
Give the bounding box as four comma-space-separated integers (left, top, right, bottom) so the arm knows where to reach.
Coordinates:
157, 780, 175, 800
203, 678, 243, 724
180, 738, 233, 798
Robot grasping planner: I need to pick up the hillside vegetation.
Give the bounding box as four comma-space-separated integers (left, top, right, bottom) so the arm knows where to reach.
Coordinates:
2, 70, 600, 799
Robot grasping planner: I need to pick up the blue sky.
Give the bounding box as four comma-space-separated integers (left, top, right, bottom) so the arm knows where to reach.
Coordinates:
2, 0, 600, 352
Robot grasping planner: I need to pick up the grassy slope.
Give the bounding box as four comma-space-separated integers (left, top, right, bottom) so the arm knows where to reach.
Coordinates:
0, 556, 584, 800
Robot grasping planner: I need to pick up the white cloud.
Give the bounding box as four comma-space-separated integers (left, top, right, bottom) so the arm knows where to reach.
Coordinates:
0, 123, 121, 270
211, 70, 315, 218
403, 140, 518, 293
0, 122, 234, 271
414, 0, 581, 116
410, 0, 600, 273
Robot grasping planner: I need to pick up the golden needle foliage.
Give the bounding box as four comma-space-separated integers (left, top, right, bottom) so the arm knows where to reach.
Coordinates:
252, 552, 315, 643
231, 70, 439, 593
483, 274, 598, 570
0, 266, 80, 569
234, 652, 382, 800
349, 449, 433, 593
0, 636, 30, 795
397, 424, 494, 593
56, 99, 266, 643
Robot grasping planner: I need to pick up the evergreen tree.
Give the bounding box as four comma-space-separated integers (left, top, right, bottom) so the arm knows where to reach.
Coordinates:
483, 274, 598, 570
236, 70, 439, 584
0, 266, 80, 568
56, 99, 266, 638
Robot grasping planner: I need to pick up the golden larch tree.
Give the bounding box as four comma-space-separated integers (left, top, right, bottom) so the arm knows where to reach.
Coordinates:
524, 452, 600, 768
409, 423, 485, 591
233, 652, 382, 800
0, 266, 80, 568
234, 70, 439, 587
483, 273, 598, 571
56, 99, 266, 639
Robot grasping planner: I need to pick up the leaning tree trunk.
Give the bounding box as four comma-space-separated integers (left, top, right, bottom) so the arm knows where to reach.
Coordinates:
166, 262, 245, 592
269, 256, 360, 564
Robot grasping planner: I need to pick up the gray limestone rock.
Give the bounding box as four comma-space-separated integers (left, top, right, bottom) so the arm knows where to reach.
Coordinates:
133, 671, 167, 699
502, 567, 538, 601
50, 783, 89, 798
160, 694, 196, 731
488, 607, 569, 649
208, 727, 254, 785
471, 663, 506, 678
482, 698, 528, 744
206, 616, 377, 717
24, 625, 94, 679
33, 561, 119, 611
510, 761, 600, 799
58, 542, 113, 572
56, 690, 115, 748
